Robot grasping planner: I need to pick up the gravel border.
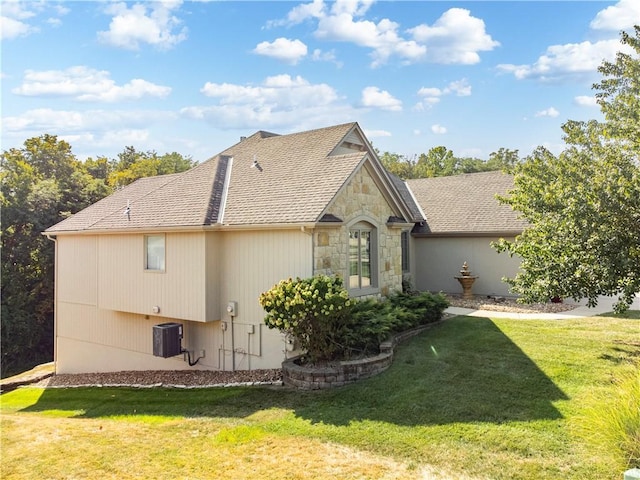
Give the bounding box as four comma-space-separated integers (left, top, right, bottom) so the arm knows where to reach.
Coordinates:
444, 294, 577, 314
29, 369, 284, 390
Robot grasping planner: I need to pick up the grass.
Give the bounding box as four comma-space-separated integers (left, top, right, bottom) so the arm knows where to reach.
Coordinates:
600, 310, 640, 319
2, 315, 639, 480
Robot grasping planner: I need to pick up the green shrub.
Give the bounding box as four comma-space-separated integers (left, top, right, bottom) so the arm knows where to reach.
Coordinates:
336, 291, 449, 358
573, 366, 640, 470
259, 275, 352, 363
388, 291, 450, 324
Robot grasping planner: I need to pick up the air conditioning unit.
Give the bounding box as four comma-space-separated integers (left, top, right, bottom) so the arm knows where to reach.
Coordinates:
153, 322, 183, 358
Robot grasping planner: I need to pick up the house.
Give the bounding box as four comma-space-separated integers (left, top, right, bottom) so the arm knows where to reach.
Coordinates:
45, 123, 422, 374
406, 171, 527, 297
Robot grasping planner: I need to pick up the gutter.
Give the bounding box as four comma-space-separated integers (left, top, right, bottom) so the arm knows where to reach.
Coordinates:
44, 222, 322, 236
411, 230, 523, 238
44, 233, 58, 372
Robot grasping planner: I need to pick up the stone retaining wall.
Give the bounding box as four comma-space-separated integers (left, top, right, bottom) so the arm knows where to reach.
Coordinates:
282, 323, 438, 390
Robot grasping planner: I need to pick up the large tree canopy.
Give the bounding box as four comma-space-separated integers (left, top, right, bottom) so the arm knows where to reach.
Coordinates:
495, 27, 640, 313
1, 137, 195, 376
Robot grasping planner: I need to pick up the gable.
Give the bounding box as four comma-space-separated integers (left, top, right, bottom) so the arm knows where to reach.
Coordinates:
323, 161, 409, 224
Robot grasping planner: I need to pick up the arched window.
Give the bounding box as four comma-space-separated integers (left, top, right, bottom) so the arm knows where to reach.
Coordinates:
348, 221, 377, 293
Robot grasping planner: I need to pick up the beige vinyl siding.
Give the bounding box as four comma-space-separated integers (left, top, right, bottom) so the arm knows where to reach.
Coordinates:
57, 236, 97, 305
205, 232, 221, 321
55, 307, 223, 373
413, 236, 521, 297
54, 228, 314, 373
97, 232, 209, 322
218, 229, 313, 370
56, 290, 223, 373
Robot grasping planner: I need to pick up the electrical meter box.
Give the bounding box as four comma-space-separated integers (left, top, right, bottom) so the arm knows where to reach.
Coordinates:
153, 322, 183, 358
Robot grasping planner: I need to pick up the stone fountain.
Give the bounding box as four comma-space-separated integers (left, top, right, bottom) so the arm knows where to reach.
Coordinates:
454, 261, 479, 299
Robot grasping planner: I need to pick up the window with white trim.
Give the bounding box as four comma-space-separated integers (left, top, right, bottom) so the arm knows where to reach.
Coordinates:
349, 222, 377, 291
145, 235, 165, 271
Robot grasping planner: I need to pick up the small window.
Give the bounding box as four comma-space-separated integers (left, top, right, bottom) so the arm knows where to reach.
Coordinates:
401, 231, 410, 273
145, 235, 165, 271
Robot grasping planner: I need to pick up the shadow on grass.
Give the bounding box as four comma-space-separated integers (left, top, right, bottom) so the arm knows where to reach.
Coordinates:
19, 317, 567, 426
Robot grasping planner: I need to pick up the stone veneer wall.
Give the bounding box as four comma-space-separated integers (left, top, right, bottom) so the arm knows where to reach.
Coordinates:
314, 164, 403, 297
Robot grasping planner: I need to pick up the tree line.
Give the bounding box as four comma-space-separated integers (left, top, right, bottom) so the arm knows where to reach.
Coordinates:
378, 146, 520, 179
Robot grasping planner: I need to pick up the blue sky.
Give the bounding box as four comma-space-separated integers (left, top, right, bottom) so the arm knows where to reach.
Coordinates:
2, 0, 638, 162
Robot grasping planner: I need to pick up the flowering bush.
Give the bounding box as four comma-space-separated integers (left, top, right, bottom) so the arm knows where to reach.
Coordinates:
259, 275, 352, 362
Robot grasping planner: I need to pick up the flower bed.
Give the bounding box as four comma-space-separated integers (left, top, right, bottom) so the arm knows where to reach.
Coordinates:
282, 323, 439, 390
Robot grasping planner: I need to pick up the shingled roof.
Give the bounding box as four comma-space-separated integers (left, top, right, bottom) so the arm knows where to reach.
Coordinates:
406, 171, 528, 236
47, 122, 414, 233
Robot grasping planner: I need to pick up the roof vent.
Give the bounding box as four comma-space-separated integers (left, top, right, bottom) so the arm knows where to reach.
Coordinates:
240, 136, 247, 142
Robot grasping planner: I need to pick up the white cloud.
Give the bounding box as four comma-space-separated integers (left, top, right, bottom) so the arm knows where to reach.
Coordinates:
431, 124, 447, 134
1, 14, 36, 39
311, 48, 343, 67
415, 79, 471, 110
574, 95, 598, 107
253, 37, 308, 64
364, 129, 392, 138
2, 108, 175, 134
315, 10, 426, 67
409, 8, 499, 64
446, 79, 472, 97
497, 39, 625, 82
12, 66, 171, 102
535, 107, 559, 118
268, 2, 497, 67
498, 1, 636, 83
1, 0, 39, 39
590, 0, 640, 31
98, 1, 187, 50
267, 0, 325, 28
418, 87, 442, 98
199, 74, 337, 107
2, 1, 69, 40
183, 74, 355, 129
361, 86, 402, 111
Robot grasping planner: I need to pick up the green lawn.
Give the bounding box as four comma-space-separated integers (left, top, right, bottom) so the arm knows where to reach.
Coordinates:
2, 315, 638, 480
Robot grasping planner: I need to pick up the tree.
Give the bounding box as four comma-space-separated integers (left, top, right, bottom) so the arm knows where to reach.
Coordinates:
379, 151, 416, 179
415, 146, 457, 177
0, 135, 98, 375
486, 148, 520, 173
494, 27, 640, 313
378, 146, 520, 180
108, 148, 196, 188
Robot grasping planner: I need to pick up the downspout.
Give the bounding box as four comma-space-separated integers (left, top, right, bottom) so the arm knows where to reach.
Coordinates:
44, 233, 58, 372
230, 314, 235, 371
